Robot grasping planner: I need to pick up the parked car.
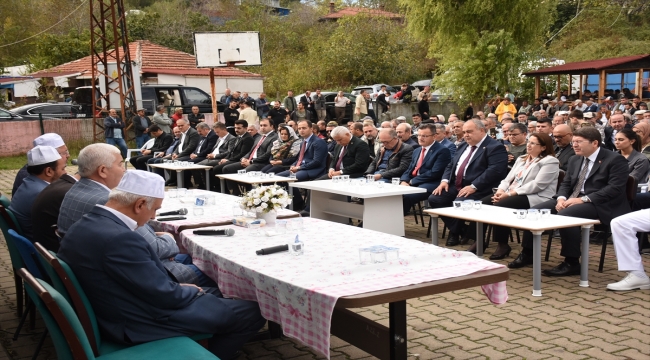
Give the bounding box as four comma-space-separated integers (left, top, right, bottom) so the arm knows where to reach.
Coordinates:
352, 84, 398, 103
8, 103, 74, 120
292, 92, 356, 123
71, 85, 225, 118
0, 107, 24, 121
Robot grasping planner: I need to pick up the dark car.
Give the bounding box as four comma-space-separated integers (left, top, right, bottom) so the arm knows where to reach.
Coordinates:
293, 92, 356, 123
0, 107, 24, 121
71, 85, 225, 118
9, 103, 74, 120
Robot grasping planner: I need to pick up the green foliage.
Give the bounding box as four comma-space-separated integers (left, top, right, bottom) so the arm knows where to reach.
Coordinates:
29, 30, 91, 72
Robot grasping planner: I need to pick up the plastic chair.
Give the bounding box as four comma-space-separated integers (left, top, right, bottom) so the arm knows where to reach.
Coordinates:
17, 268, 218, 360
0, 204, 26, 318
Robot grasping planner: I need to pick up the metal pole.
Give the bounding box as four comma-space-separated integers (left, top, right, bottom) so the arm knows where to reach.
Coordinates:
38, 113, 44, 135
210, 68, 217, 123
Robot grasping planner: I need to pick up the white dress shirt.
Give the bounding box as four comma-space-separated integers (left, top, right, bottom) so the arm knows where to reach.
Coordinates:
97, 205, 138, 231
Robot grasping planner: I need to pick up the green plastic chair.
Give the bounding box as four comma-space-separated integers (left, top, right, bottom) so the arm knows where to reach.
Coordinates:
34, 243, 212, 356
17, 268, 218, 360
0, 204, 27, 318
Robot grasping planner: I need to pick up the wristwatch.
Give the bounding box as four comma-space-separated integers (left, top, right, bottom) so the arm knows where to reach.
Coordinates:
581, 196, 590, 203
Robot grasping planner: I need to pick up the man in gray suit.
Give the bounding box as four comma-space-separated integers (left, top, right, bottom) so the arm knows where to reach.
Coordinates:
164, 119, 200, 186
193, 122, 237, 189
222, 118, 278, 194
152, 105, 172, 133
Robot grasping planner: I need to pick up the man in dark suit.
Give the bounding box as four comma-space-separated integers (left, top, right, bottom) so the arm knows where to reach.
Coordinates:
400, 124, 452, 215
31, 173, 78, 251
223, 119, 279, 194
510, 127, 631, 276
366, 128, 414, 183
194, 123, 237, 189
553, 124, 576, 171
300, 90, 314, 113
278, 120, 329, 210
210, 120, 255, 191
183, 122, 218, 188
432, 123, 457, 157
164, 119, 200, 186
129, 125, 173, 170
146, 126, 181, 173
603, 113, 626, 151
132, 108, 151, 148
58, 171, 265, 360
428, 119, 509, 246
319, 126, 371, 180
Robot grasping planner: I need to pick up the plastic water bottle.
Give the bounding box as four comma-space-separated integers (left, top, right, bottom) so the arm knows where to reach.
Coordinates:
290, 235, 304, 256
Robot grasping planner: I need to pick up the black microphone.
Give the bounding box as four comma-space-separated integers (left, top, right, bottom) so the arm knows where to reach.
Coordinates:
193, 229, 235, 236
158, 208, 188, 216
157, 216, 186, 221
256, 244, 289, 255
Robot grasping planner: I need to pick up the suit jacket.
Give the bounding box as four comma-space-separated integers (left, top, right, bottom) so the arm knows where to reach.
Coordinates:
625, 149, 650, 184
192, 130, 218, 159
401, 142, 452, 190
152, 112, 172, 133
58, 178, 110, 234
329, 136, 371, 178
58, 206, 221, 344
300, 95, 314, 111
603, 126, 615, 151
443, 135, 509, 194
149, 132, 174, 154
8, 175, 49, 240
136, 225, 198, 285
557, 148, 630, 225
366, 141, 414, 180
132, 115, 151, 137
291, 136, 329, 179
225, 133, 255, 162
555, 144, 576, 171
498, 156, 559, 207
173, 128, 200, 158
104, 116, 126, 138
31, 174, 76, 251
210, 134, 237, 160
440, 138, 457, 157
244, 131, 279, 164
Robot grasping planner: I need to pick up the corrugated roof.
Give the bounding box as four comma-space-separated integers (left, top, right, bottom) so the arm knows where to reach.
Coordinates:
524, 54, 650, 76
30, 40, 262, 78
320, 7, 403, 20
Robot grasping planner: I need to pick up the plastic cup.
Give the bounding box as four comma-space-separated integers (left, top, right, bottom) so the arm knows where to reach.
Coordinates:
238, 169, 246, 175
527, 209, 540, 221
289, 172, 297, 179
366, 174, 375, 183
332, 176, 340, 183
473, 201, 482, 210
193, 207, 204, 216
516, 209, 527, 219
268, 172, 275, 177
167, 189, 178, 198
291, 217, 304, 230
392, 178, 400, 186
249, 223, 261, 237
540, 209, 551, 219
453, 200, 462, 209
461, 200, 473, 211
232, 205, 243, 216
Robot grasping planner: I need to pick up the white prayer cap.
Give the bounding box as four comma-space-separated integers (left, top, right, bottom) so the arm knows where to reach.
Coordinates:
33, 133, 65, 148
560, 96, 567, 101
635, 110, 647, 115
583, 112, 594, 118
115, 170, 165, 199
27, 146, 62, 166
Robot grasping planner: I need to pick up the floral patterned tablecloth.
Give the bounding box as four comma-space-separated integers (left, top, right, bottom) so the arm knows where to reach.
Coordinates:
149, 190, 299, 238
181, 218, 508, 359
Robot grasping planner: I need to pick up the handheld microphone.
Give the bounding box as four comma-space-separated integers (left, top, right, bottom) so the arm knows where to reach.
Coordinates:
158, 208, 188, 216
157, 216, 187, 221
193, 229, 235, 236
256, 244, 289, 255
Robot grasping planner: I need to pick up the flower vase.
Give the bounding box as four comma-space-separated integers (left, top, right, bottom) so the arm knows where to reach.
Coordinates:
257, 210, 277, 225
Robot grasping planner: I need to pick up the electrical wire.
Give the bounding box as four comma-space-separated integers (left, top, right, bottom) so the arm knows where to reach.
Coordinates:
0, 0, 89, 49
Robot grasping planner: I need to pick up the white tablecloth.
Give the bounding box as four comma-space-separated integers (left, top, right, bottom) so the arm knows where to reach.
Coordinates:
181, 218, 507, 358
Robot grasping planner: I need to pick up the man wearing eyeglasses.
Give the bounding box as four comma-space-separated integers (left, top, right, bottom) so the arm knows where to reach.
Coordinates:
506, 123, 527, 166
552, 124, 575, 171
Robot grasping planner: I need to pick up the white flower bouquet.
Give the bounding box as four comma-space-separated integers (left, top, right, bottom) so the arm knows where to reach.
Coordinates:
240, 184, 292, 214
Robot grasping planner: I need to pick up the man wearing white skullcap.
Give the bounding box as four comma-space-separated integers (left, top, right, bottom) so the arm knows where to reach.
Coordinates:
9, 146, 66, 240
12, 133, 70, 195
59, 170, 265, 360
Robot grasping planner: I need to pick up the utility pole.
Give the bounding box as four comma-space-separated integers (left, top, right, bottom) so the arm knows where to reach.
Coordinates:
89, 0, 138, 142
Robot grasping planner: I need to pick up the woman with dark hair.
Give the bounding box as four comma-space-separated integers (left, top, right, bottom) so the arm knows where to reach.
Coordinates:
466, 133, 560, 259
615, 127, 650, 184
261, 125, 301, 174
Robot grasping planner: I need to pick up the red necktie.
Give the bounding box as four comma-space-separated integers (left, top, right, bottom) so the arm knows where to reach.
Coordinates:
249, 135, 266, 160
296, 141, 307, 166
411, 147, 427, 176
455, 145, 477, 189
335, 146, 346, 171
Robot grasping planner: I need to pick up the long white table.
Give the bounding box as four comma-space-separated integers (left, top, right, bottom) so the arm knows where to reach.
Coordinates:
180, 218, 508, 360
147, 162, 212, 189
215, 173, 297, 194
424, 205, 600, 297
289, 180, 426, 236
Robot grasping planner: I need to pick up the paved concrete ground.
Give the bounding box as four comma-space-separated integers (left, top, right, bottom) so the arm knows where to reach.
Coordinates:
0, 167, 648, 359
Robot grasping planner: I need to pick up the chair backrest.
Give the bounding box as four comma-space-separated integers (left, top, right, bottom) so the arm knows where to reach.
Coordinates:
34, 243, 100, 356
556, 170, 566, 193
0, 205, 24, 270
18, 268, 95, 360
0, 193, 10, 207
8, 229, 43, 279
626, 175, 637, 203
0, 203, 23, 234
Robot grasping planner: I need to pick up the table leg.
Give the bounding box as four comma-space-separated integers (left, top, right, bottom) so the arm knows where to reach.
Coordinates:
431, 215, 439, 246
288, 184, 294, 210
176, 170, 183, 189
389, 300, 407, 360
363, 196, 406, 236
532, 230, 543, 297
580, 225, 592, 287
476, 222, 484, 256
220, 178, 226, 194
205, 170, 210, 191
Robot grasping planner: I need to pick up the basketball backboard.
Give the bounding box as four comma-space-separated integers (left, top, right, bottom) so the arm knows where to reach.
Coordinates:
193, 32, 262, 67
